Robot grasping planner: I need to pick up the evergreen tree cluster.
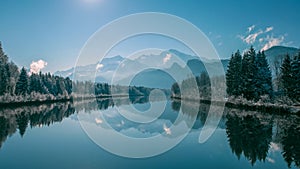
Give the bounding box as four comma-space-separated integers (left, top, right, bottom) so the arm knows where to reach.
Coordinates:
14, 68, 73, 97
226, 46, 273, 101
171, 72, 211, 99
0, 43, 20, 95
279, 53, 300, 101
73, 80, 157, 97
0, 42, 72, 99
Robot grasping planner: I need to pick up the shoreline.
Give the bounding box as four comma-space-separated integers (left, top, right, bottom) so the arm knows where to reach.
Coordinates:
0, 94, 145, 108
1, 95, 299, 115
171, 96, 300, 115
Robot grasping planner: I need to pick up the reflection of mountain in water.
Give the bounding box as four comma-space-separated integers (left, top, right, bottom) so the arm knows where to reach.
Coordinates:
0, 98, 300, 168
224, 108, 300, 168
0, 96, 162, 148
276, 115, 300, 168
171, 100, 227, 129
172, 99, 300, 168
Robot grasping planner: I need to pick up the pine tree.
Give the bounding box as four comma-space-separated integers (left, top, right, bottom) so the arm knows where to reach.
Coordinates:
0, 42, 9, 95
65, 77, 72, 95
29, 74, 44, 94
15, 67, 29, 95
7, 61, 19, 94
255, 51, 273, 98
104, 83, 111, 95
0, 64, 9, 95
56, 77, 66, 95
241, 46, 258, 100
226, 50, 242, 96
291, 53, 300, 101
171, 82, 180, 97
0, 42, 8, 64
280, 54, 293, 97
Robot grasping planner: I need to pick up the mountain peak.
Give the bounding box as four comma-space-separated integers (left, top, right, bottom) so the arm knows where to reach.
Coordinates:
101, 55, 124, 63
266, 45, 298, 51
265, 45, 299, 59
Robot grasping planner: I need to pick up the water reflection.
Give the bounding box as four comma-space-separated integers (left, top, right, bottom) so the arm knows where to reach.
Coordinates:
172, 100, 300, 168
277, 115, 300, 168
0, 102, 76, 148
0, 98, 299, 168
225, 111, 273, 165
0, 96, 156, 149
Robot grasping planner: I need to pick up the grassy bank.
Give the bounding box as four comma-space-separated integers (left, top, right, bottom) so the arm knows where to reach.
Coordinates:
171, 96, 300, 115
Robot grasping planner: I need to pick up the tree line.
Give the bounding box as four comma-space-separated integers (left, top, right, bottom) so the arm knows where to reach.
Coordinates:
171, 72, 211, 99
279, 53, 300, 100
0, 42, 72, 101
226, 46, 300, 102
0, 42, 159, 102
73, 80, 167, 98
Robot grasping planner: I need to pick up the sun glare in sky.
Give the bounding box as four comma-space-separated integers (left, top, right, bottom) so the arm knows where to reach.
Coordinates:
83, 0, 102, 3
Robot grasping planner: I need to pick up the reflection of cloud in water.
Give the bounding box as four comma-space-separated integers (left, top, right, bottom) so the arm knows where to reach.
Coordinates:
163, 123, 171, 135
119, 128, 158, 138
117, 119, 173, 138
269, 142, 280, 152
266, 157, 275, 163
95, 117, 103, 124
80, 106, 175, 138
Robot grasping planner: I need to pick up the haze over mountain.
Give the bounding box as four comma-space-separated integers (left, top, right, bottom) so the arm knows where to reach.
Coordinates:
54, 46, 299, 88
264, 46, 299, 76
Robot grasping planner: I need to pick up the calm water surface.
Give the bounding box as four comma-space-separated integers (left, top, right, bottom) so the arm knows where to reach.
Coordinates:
0, 97, 299, 169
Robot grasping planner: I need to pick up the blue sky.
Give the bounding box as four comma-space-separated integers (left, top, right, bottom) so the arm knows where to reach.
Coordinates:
0, 0, 299, 73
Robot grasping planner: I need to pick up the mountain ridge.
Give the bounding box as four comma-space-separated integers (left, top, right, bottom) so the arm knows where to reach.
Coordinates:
54, 46, 299, 87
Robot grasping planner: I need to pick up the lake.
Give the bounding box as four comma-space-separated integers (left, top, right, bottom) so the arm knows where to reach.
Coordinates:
0, 97, 299, 169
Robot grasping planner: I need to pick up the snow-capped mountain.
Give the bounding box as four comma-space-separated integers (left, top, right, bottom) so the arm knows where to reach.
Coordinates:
54, 49, 230, 88
55, 46, 299, 88
264, 46, 299, 76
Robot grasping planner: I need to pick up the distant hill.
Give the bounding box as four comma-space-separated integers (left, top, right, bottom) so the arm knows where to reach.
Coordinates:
54, 46, 300, 88
129, 69, 176, 89
55, 50, 229, 84
264, 46, 299, 76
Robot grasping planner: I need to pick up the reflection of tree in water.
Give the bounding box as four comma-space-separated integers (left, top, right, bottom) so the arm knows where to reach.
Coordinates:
96, 96, 158, 110
0, 102, 76, 149
97, 98, 114, 110
0, 116, 15, 149
279, 116, 300, 168
1, 97, 299, 169
171, 100, 219, 129
0, 96, 161, 149
171, 100, 181, 112
226, 111, 273, 165
29, 104, 75, 127
16, 112, 29, 137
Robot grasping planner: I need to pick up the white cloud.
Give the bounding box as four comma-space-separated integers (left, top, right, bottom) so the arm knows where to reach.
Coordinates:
248, 25, 255, 33
215, 35, 222, 39
163, 53, 172, 64
239, 25, 288, 50
30, 60, 47, 74
241, 30, 264, 44
96, 63, 104, 70
261, 35, 284, 51
265, 26, 274, 33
